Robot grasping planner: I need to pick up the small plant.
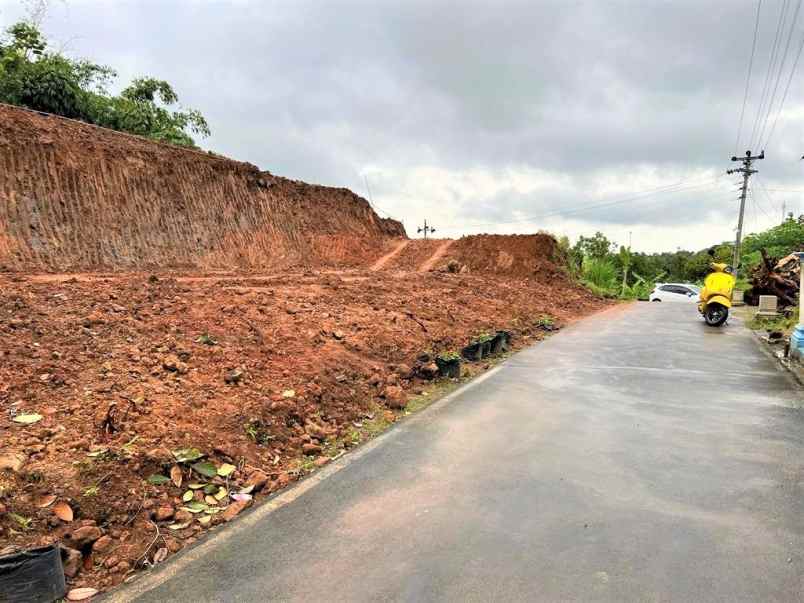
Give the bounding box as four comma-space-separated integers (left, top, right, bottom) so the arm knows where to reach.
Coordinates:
535, 315, 554, 328
437, 350, 461, 362
83, 485, 100, 497
244, 420, 274, 444
8, 512, 32, 530
196, 333, 217, 346
471, 331, 494, 345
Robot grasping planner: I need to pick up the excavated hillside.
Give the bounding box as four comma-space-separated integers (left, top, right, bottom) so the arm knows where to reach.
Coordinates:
373, 234, 566, 279
0, 104, 404, 272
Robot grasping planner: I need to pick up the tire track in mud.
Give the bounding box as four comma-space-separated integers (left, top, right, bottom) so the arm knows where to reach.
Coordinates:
418, 239, 454, 272
370, 239, 409, 271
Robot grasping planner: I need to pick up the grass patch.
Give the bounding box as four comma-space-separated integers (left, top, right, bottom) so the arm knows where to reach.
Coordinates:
746, 309, 798, 335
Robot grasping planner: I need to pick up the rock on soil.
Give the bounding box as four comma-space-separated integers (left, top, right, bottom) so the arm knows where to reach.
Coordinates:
66, 525, 102, 550
382, 385, 408, 409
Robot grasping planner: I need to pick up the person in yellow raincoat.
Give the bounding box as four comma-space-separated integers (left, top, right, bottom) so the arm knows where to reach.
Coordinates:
698, 263, 735, 326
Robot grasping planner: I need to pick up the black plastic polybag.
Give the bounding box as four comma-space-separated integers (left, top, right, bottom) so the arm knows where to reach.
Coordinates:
0, 545, 66, 603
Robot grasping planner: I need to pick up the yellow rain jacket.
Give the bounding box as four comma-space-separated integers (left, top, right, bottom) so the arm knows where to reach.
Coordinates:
699, 263, 735, 308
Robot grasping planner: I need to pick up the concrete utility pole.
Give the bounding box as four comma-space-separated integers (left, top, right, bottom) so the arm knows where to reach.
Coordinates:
417, 219, 436, 239
727, 150, 764, 276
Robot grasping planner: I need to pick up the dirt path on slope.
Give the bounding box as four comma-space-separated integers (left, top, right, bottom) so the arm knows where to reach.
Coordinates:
418, 240, 454, 272
370, 239, 409, 271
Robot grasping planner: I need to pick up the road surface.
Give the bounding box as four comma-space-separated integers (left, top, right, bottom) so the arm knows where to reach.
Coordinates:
118, 303, 804, 602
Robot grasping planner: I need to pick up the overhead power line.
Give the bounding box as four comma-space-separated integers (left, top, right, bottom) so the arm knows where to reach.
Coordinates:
756, 0, 803, 147
762, 9, 804, 147
749, 0, 790, 149
435, 174, 726, 231
735, 0, 764, 155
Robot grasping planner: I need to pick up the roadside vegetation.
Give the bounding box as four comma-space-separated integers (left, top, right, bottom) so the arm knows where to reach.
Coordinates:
561, 215, 804, 301
0, 21, 209, 147
746, 308, 799, 335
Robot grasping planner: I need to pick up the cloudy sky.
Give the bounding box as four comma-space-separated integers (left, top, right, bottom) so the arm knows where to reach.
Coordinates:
4, 0, 804, 252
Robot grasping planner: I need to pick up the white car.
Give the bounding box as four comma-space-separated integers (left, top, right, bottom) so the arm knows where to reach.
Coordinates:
649, 283, 700, 302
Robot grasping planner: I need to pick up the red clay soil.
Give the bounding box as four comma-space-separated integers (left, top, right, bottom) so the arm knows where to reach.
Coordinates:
0, 267, 609, 594
440, 234, 565, 279
378, 239, 452, 272
0, 103, 404, 272
376, 234, 565, 279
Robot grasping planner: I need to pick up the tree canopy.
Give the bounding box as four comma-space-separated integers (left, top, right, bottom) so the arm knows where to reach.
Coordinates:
0, 21, 210, 147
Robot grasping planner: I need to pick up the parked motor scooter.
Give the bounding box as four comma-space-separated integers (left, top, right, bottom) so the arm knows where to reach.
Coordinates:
698, 263, 735, 326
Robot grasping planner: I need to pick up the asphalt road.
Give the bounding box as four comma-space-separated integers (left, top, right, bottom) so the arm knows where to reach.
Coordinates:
120, 302, 804, 602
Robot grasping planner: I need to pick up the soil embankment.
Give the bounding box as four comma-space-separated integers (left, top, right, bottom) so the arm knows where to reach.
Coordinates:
0, 104, 403, 272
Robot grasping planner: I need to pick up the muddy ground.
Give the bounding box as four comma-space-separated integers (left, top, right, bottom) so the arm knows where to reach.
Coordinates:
0, 267, 608, 593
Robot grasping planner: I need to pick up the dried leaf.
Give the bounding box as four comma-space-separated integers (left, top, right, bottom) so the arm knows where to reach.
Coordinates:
170, 465, 183, 488
12, 413, 42, 425
188, 483, 205, 490
191, 461, 217, 478
67, 587, 99, 601
204, 495, 218, 506
172, 447, 203, 463
238, 484, 255, 495
153, 547, 168, 564
167, 520, 192, 530
147, 474, 171, 485
214, 487, 228, 501
197, 515, 211, 525
282, 389, 295, 398
35, 494, 57, 508
53, 501, 74, 522
217, 463, 236, 477
180, 501, 208, 514
182, 490, 194, 502
231, 493, 252, 502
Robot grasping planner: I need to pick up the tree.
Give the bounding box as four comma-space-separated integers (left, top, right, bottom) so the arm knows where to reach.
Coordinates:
572, 231, 616, 260
0, 22, 210, 147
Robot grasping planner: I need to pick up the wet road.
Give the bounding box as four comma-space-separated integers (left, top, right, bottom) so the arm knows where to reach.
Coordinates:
117, 303, 804, 602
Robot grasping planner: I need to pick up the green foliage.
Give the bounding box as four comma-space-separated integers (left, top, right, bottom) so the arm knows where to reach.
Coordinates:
534, 314, 554, 327
436, 350, 460, 362
742, 215, 804, 267
471, 331, 495, 344
573, 231, 615, 260
582, 256, 617, 291
746, 307, 799, 334
0, 21, 210, 147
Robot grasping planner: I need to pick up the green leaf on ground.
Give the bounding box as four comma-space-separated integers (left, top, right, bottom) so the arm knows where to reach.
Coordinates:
191, 461, 217, 478
172, 447, 204, 463
217, 463, 236, 477
146, 474, 171, 485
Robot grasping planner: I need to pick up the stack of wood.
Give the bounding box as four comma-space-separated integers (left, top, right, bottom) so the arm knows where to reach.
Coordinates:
747, 249, 800, 308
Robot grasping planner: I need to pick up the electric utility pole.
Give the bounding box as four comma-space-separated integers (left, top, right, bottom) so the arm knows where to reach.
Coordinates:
417, 220, 436, 239
727, 149, 764, 276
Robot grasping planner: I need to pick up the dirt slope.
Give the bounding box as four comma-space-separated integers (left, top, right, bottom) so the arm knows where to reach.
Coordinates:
374, 234, 565, 279
0, 104, 404, 272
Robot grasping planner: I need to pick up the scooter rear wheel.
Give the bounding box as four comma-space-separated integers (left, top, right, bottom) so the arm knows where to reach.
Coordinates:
704, 304, 729, 326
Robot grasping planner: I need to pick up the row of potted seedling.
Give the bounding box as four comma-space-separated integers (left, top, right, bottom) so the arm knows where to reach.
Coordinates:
432, 330, 512, 379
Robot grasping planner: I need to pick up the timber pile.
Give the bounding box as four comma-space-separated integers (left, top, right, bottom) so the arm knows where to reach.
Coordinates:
748, 249, 800, 307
